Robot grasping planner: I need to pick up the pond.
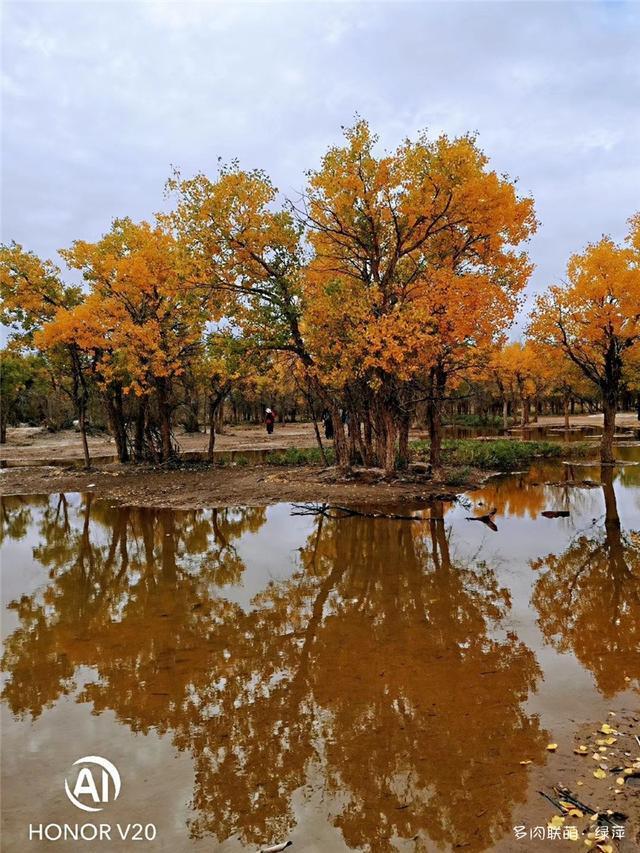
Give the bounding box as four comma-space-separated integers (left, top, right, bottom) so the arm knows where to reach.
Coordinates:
1, 452, 639, 851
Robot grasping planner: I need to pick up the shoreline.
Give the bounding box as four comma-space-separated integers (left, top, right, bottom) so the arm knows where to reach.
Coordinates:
0, 462, 481, 509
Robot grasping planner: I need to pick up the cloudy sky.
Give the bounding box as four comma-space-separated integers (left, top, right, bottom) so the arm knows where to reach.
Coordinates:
2, 0, 639, 328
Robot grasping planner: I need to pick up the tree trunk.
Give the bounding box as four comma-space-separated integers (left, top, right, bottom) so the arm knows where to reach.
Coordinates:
330, 403, 349, 470
397, 415, 410, 470
134, 398, 146, 462
106, 385, 129, 462
427, 365, 446, 474
347, 409, 360, 466
563, 393, 570, 430
0, 409, 6, 444
362, 406, 374, 466
156, 377, 174, 462
70, 345, 91, 469
381, 407, 398, 474
303, 385, 328, 465
601, 389, 617, 464
78, 400, 91, 470
207, 394, 221, 463
502, 398, 508, 431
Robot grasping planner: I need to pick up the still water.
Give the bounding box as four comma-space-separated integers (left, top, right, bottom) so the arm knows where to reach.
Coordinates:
1, 454, 639, 851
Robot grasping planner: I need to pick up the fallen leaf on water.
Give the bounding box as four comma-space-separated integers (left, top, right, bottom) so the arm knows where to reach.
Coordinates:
548, 815, 565, 828
519, 759, 532, 765
593, 769, 607, 779
616, 777, 625, 785
575, 745, 589, 754
599, 723, 615, 735
547, 743, 558, 751
568, 808, 583, 818
605, 736, 616, 745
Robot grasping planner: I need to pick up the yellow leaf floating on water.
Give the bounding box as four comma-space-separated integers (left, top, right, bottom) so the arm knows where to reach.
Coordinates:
593, 769, 607, 779
568, 808, 584, 818
519, 759, 532, 765
616, 777, 625, 785
605, 737, 616, 745
575, 745, 589, 754
548, 815, 565, 828
599, 724, 615, 735
547, 743, 558, 751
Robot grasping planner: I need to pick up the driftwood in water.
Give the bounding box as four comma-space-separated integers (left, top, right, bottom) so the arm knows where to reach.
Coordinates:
465, 508, 498, 531
539, 785, 627, 827
291, 503, 441, 522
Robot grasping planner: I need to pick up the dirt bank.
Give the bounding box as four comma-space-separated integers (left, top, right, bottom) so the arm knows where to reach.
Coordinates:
0, 461, 477, 509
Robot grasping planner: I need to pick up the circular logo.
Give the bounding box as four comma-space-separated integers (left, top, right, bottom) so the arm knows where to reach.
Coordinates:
64, 756, 121, 812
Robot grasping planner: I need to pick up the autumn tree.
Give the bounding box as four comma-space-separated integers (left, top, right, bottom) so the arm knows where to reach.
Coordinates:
0, 350, 33, 443
45, 219, 211, 462
529, 215, 640, 462
0, 244, 94, 464
300, 121, 536, 471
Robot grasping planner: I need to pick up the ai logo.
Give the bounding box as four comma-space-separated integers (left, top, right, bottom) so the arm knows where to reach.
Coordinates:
64, 756, 121, 813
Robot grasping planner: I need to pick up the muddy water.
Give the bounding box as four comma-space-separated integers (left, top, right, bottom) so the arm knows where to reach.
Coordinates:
1, 454, 639, 852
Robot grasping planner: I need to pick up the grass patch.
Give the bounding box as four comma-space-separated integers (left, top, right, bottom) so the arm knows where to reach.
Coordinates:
267, 446, 335, 466
411, 438, 577, 470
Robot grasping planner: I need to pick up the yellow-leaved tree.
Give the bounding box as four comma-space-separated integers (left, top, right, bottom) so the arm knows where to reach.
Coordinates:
301, 120, 536, 471
41, 219, 211, 462
529, 214, 640, 462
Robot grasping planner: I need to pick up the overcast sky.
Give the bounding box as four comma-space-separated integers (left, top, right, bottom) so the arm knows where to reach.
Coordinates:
2, 0, 639, 330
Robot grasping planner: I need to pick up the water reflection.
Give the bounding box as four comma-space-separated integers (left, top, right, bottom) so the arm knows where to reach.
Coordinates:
532, 467, 640, 697
1, 499, 266, 721
2, 495, 548, 851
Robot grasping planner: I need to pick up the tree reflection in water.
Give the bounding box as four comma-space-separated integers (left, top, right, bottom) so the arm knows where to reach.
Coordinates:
2, 495, 546, 851
532, 467, 640, 697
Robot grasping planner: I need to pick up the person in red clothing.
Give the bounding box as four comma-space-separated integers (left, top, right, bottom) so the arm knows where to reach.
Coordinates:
265, 407, 275, 435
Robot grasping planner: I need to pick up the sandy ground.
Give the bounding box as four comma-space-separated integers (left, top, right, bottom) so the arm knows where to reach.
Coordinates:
0, 421, 323, 464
